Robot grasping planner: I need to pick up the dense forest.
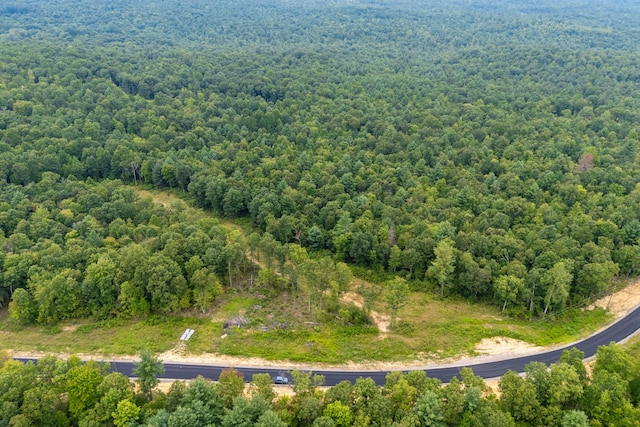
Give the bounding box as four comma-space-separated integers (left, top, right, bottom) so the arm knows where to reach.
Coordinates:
2, 0, 640, 320
4, 0, 640, 425
0, 178, 231, 323
3, 343, 640, 426
0, 177, 356, 327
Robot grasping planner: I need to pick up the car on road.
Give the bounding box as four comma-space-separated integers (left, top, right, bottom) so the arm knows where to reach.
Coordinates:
273, 375, 289, 384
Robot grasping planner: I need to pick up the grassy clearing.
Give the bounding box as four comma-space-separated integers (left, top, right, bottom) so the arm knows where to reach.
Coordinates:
0, 308, 208, 355
0, 292, 612, 364
135, 187, 183, 207
213, 294, 612, 364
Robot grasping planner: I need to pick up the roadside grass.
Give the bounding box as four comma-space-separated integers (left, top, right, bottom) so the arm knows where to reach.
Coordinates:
0, 285, 615, 364
623, 334, 640, 360
0, 308, 209, 355
514, 308, 612, 346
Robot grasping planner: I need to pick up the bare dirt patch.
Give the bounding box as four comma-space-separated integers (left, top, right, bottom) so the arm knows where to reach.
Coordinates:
474, 337, 541, 357
340, 292, 363, 308
370, 311, 391, 335
340, 291, 390, 337
155, 347, 306, 370
588, 277, 640, 318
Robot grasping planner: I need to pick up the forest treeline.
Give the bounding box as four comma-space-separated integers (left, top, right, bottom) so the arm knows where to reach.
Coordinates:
2, 343, 640, 426
2, 0, 640, 319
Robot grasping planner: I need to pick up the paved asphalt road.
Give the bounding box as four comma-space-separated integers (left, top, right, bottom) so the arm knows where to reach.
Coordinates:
15, 304, 640, 386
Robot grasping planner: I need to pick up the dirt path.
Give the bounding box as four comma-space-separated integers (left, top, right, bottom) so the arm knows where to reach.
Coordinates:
340, 291, 390, 337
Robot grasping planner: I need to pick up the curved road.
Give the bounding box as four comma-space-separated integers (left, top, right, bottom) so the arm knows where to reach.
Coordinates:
16, 304, 640, 386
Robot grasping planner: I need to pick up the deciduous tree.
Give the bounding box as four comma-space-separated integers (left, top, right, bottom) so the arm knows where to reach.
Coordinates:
428, 238, 456, 298
385, 276, 410, 329
134, 349, 164, 398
